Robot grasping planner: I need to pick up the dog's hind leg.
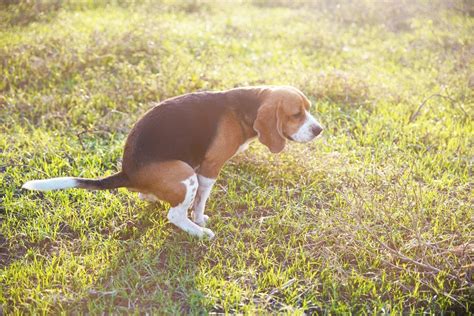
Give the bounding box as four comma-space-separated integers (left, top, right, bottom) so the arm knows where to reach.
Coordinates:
167, 174, 214, 239
132, 161, 215, 239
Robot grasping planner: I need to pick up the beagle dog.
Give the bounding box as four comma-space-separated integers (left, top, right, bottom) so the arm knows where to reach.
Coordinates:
22, 86, 323, 239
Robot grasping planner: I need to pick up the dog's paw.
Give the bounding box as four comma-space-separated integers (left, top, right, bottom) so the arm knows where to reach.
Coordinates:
191, 211, 210, 227
194, 214, 209, 227
201, 227, 215, 239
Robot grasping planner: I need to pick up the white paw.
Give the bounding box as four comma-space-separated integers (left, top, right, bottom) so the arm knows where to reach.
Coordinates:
201, 227, 215, 239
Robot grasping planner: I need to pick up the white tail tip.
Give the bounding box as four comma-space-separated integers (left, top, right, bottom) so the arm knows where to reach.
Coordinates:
22, 177, 77, 191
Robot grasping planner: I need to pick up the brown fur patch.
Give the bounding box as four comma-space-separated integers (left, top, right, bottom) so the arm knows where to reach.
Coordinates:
128, 160, 195, 206
198, 111, 247, 178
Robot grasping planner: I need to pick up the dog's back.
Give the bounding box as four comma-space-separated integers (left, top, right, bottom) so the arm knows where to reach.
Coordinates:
123, 91, 228, 171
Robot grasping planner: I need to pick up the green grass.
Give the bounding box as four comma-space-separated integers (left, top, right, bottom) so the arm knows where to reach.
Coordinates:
1, 0, 473, 314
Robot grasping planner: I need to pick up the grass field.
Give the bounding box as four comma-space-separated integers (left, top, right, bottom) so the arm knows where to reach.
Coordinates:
1, 0, 473, 314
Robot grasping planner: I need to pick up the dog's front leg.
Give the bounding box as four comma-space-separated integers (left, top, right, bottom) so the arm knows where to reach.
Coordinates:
192, 175, 216, 227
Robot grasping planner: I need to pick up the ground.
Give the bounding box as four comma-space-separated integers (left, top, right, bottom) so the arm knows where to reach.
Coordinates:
0, 0, 473, 314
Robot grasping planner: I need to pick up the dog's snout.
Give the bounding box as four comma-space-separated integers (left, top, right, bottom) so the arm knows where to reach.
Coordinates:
312, 125, 323, 137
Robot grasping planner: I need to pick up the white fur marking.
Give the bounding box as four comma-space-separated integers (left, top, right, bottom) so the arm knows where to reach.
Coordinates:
22, 177, 77, 191
167, 175, 215, 239
192, 175, 216, 226
291, 111, 322, 142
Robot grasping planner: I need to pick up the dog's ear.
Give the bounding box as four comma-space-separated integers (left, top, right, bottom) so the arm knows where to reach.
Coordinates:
253, 101, 286, 153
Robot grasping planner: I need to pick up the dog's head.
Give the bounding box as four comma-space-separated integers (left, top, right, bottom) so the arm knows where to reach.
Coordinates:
253, 86, 323, 153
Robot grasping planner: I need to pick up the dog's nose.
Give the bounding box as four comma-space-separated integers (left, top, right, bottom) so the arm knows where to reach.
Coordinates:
312, 125, 323, 137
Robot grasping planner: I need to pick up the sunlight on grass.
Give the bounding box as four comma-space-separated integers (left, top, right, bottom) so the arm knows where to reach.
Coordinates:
1, 0, 473, 314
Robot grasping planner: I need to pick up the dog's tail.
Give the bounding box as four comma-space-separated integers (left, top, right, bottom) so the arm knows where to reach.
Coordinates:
22, 171, 130, 192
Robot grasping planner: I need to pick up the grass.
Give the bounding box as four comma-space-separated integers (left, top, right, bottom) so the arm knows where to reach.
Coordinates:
1, 0, 473, 314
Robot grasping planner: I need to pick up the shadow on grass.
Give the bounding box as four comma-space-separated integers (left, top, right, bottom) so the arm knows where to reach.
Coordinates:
68, 202, 211, 314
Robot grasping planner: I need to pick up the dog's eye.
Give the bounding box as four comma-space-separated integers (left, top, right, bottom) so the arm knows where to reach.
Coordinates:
292, 112, 302, 119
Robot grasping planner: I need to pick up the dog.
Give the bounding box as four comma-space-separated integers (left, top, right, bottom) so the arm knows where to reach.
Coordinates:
22, 86, 323, 239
